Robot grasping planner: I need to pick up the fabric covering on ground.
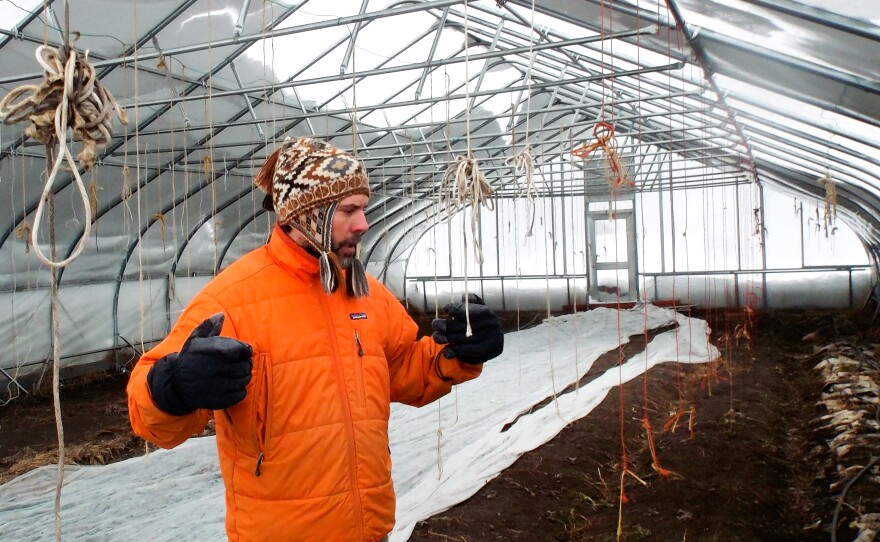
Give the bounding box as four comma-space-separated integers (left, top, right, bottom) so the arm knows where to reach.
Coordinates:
0, 304, 718, 541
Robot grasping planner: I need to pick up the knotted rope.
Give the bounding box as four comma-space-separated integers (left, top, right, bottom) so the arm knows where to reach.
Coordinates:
440, 154, 495, 266
571, 121, 633, 194
505, 144, 537, 235
0, 44, 128, 267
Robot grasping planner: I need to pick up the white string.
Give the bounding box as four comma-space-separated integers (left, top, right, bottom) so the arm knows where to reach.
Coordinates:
0, 6, 126, 536
506, 0, 537, 238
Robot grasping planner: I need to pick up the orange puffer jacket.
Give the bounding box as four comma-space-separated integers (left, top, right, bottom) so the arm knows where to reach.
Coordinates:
127, 225, 482, 542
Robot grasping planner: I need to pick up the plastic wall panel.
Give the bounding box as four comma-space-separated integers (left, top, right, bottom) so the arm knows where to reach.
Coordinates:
56, 283, 115, 359
0, 243, 48, 290
404, 277, 587, 314
117, 278, 169, 348
0, 289, 50, 373
765, 270, 872, 310
645, 274, 743, 308
220, 218, 271, 270
169, 276, 212, 327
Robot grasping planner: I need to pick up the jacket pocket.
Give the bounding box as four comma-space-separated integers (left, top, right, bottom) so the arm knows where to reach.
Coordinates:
224, 352, 272, 467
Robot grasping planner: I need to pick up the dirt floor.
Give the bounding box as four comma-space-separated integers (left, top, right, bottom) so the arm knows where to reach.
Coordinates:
1, 308, 878, 541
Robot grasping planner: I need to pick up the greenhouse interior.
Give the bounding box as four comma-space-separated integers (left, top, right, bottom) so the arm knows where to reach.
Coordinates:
0, 1, 878, 541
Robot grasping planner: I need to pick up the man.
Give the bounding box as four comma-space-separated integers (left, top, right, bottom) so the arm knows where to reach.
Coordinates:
127, 136, 504, 542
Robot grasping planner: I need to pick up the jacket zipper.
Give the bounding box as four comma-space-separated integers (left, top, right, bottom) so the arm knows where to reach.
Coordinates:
354, 330, 364, 356
253, 353, 271, 477
255, 452, 264, 477
353, 330, 366, 407
321, 294, 365, 539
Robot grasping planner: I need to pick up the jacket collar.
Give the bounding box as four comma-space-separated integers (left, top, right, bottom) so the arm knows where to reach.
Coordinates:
267, 223, 320, 275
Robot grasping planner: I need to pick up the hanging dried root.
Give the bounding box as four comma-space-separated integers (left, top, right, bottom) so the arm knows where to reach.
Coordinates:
88, 178, 100, 222
818, 174, 838, 237
153, 213, 167, 243
15, 222, 32, 253
0, 44, 128, 268
440, 155, 495, 264
810, 346, 880, 541
506, 145, 538, 236
571, 121, 634, 194
121, 165, 132, 202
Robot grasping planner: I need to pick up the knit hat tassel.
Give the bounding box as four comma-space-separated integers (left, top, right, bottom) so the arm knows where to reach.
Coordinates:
319, 251, 345, 295
346, 257, 370, 298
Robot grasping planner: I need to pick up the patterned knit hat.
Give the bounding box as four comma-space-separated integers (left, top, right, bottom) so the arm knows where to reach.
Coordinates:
254, 136, 371, 297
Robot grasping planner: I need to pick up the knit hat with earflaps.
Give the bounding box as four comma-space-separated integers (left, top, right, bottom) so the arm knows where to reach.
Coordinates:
254, 136, 371, 297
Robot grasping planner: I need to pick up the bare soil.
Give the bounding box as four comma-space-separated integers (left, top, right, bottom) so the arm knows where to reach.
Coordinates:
1, 309, 876, 541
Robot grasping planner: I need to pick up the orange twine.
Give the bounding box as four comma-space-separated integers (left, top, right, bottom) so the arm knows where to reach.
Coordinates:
642, 416, 674, 477
571, 121, 634, 193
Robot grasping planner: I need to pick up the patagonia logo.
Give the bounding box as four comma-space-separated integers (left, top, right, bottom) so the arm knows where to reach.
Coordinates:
350, 313, 368, 320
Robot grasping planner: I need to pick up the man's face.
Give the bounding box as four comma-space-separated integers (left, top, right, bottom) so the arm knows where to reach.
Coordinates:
331, 194, 370, 266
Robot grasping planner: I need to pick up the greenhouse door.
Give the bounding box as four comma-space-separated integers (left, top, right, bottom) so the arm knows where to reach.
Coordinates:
587, 209, 637, 302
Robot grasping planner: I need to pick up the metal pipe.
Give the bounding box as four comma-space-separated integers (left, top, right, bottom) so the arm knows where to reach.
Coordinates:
114, 69, 697, 142
158, 133, 740, 170
0, 0, 468, 85
153, 36, 192, 128
666, 0, 760, 182
45, 4, 66, 44
339, 0, 371, 74
415, 7, 450, 98
758, 183, 769, 308
229, 61, 264, 137
104, 99, 725, 157
233, 0, 253, 39
469, 20, 504, 110
118, 27, 662, 110
290, 86, 317, 135
408, 265, 871, 281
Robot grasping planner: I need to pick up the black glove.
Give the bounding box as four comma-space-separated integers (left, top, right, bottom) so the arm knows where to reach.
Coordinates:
147, 313, 253, 415
431, 294, 504, 364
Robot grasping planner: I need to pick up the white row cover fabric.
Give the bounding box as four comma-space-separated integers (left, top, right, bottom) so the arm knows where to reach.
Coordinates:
0, 305, 719, 541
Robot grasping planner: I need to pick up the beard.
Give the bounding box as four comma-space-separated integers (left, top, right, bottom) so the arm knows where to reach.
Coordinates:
332, 234, 363, 269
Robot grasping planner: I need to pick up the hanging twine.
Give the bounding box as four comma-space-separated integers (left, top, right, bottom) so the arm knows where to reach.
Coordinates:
506, 0, 538, 237
440, 155, 495, 266
1, 13, 128, 540
571, 121, 634, 194
0, 44, 128, 267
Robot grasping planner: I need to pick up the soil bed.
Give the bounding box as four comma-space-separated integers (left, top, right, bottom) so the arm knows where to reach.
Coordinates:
1, 309, 874, 541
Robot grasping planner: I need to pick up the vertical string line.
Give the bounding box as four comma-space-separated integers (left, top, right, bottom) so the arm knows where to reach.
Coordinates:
49, 191, 63, 541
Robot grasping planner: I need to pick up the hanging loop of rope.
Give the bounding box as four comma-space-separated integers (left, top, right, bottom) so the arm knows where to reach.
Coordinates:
571, 121, 634, 194
0, 44, 128, 267
440, 155, 495, 265
505, 144, 537, 236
